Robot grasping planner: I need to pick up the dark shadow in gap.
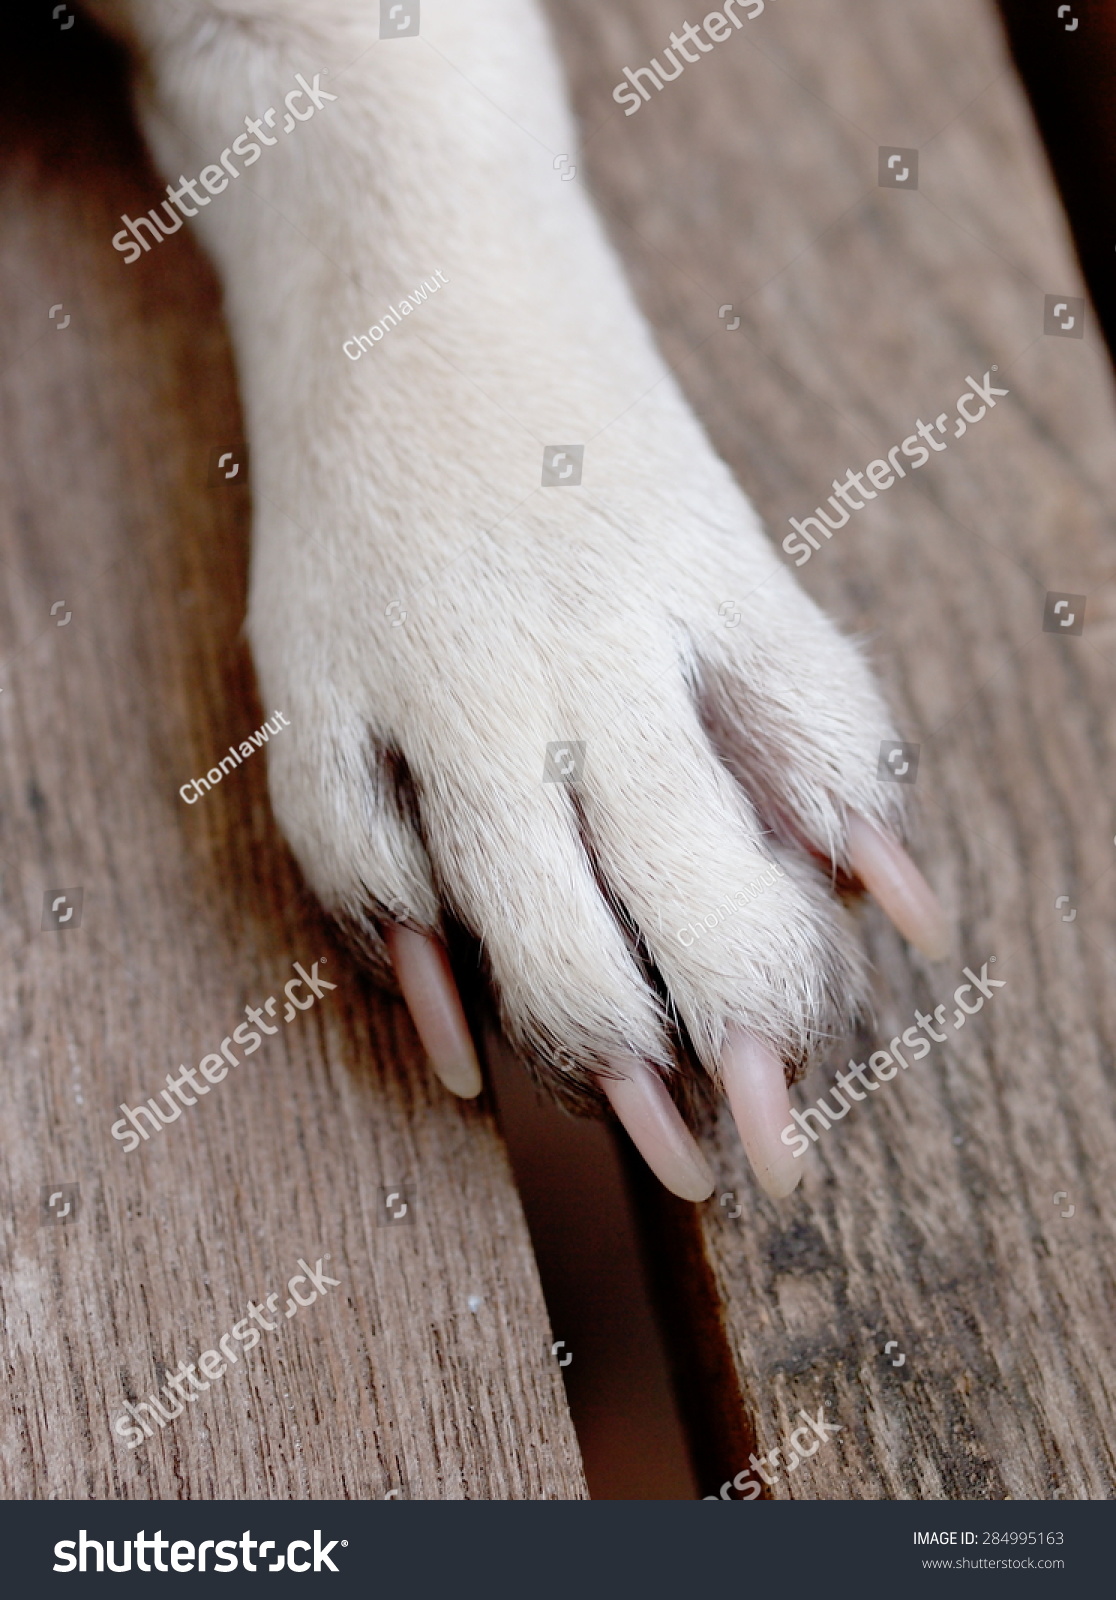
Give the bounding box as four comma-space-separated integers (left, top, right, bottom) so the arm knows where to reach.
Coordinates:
996, 0, 1116, 368
484, 1029, 698, 1500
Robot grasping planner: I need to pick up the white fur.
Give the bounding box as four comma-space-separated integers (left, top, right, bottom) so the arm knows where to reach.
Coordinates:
88, 0, 904, 1108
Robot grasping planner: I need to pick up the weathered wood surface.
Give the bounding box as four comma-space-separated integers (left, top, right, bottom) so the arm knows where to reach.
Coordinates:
0, 15, 585, 1501
5, 0, 1115, 1506
548, 0, 1116, 1497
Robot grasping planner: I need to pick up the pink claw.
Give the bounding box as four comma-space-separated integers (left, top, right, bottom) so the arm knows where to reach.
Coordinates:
847, 812, 949, 961
598, 1058, 715, 1202
384, 924, 483, 1098
719, 1027, 805, 1200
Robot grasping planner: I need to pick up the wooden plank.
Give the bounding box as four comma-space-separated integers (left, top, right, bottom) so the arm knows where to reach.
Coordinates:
547, 0, 1116, 1497
0, 13, 585, 1501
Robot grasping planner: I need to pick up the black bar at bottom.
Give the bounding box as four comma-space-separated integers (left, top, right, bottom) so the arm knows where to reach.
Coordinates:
0, 1499, 1104, 1595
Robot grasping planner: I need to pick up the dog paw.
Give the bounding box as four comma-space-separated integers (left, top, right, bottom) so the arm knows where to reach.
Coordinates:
246, 364, 946, 1203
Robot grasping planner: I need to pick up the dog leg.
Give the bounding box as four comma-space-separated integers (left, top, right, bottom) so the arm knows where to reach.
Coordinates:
88, 0, 946, 1199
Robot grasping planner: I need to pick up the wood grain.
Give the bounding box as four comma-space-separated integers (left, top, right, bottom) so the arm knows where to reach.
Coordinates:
547, 0, 1116, 1498
0, 15, 585, 1501
6, 0, 1114, 1505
